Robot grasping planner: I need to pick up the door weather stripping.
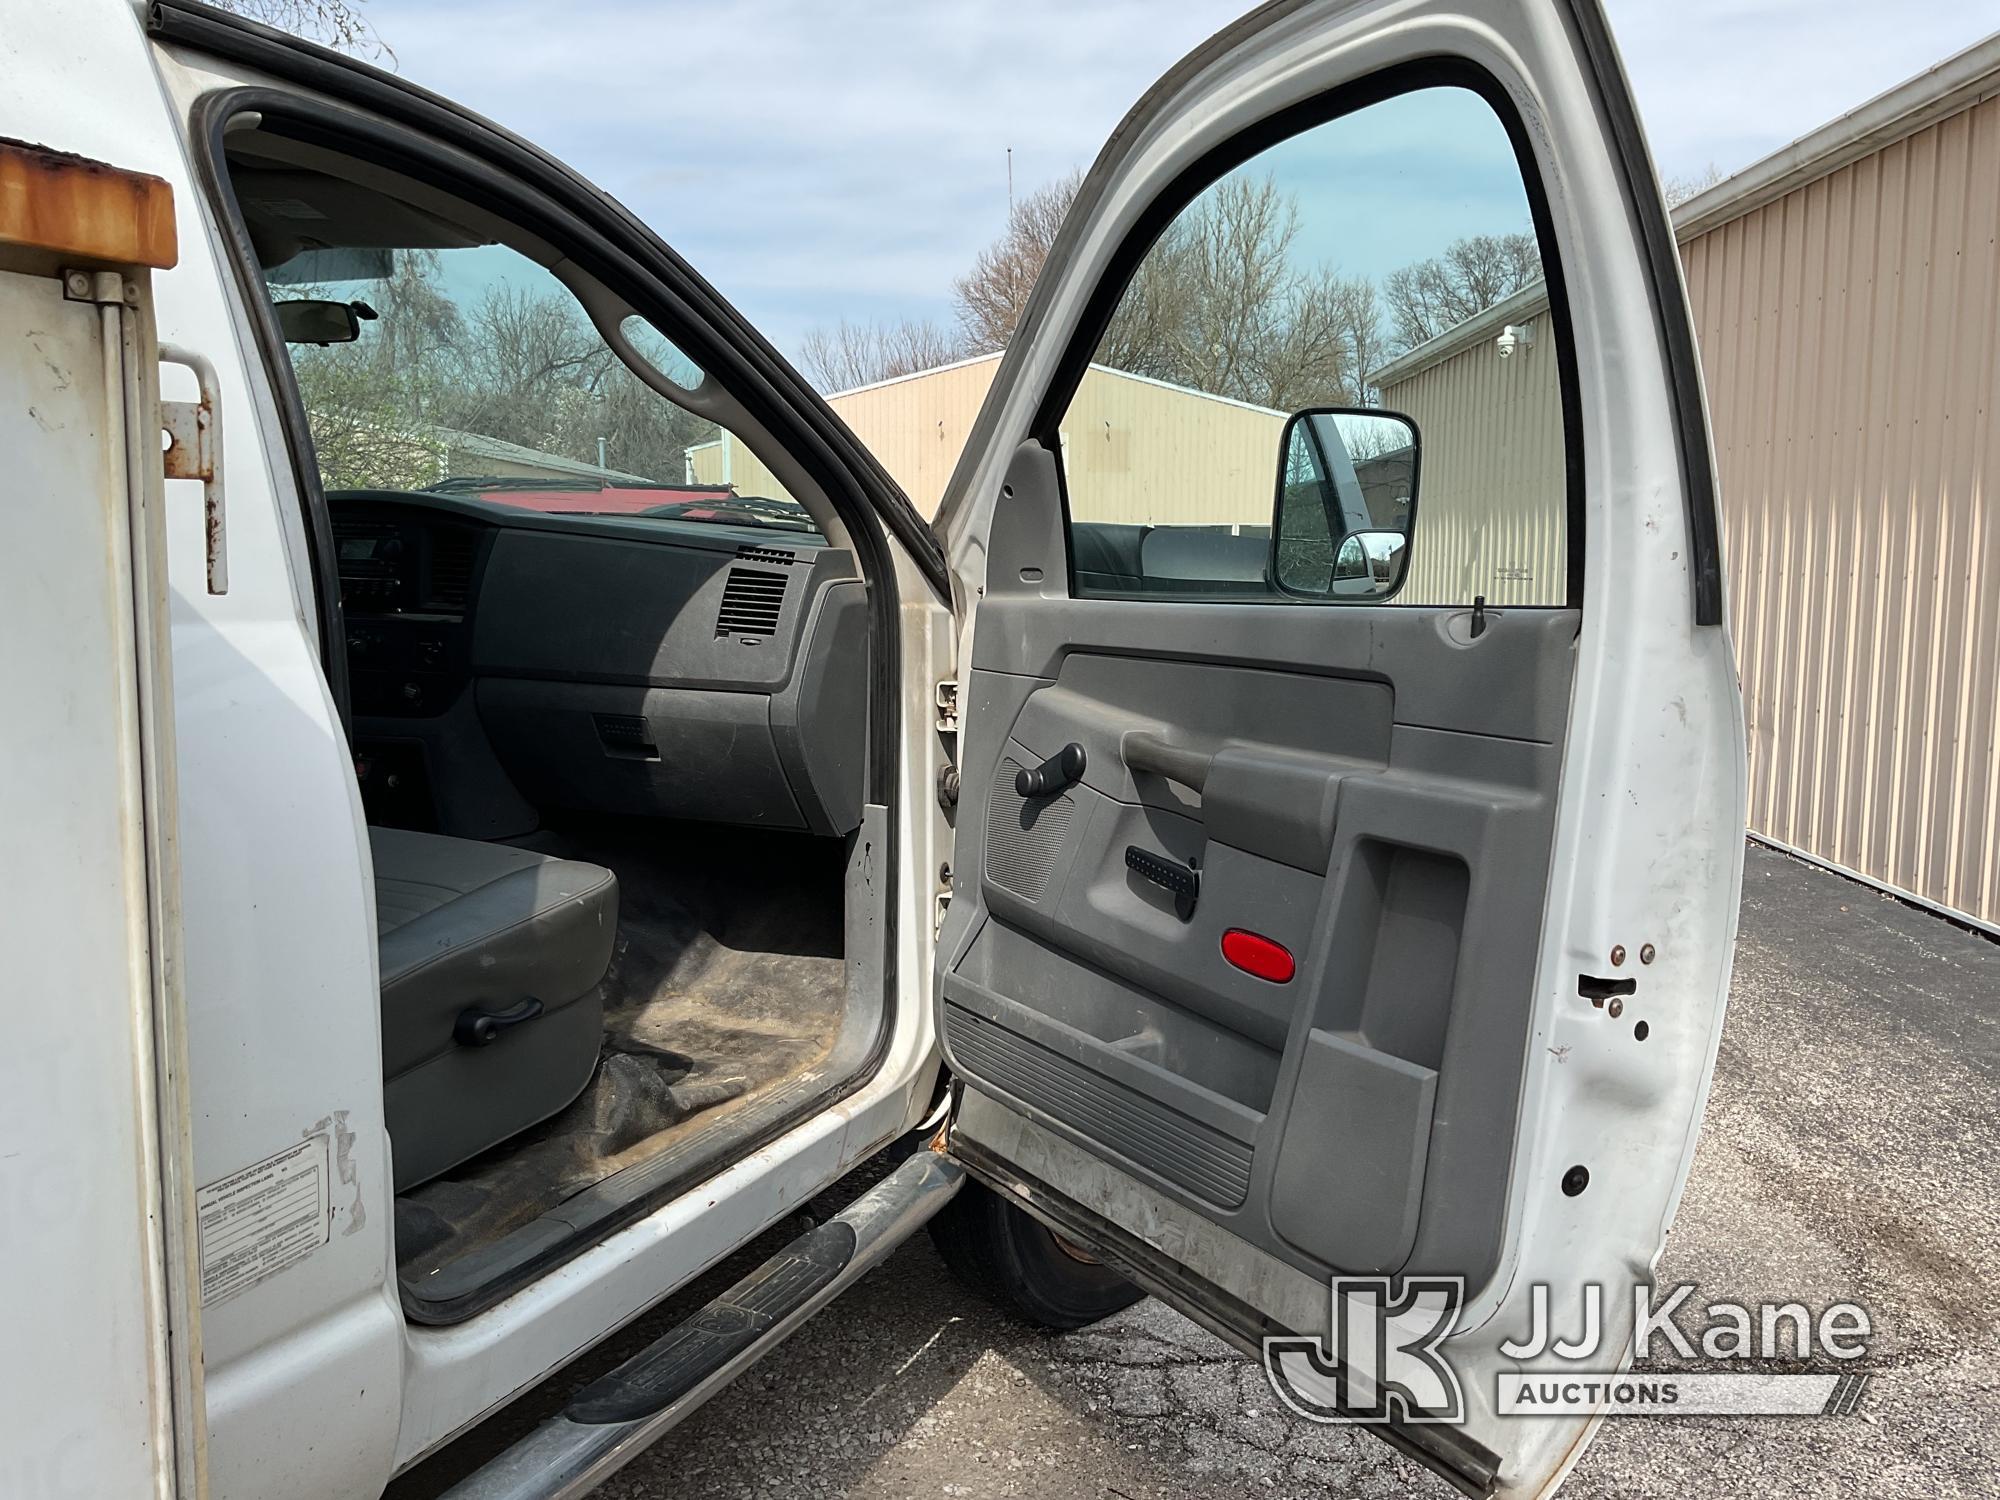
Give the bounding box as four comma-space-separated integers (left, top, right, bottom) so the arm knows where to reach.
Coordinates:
440, 1150, 965, 1500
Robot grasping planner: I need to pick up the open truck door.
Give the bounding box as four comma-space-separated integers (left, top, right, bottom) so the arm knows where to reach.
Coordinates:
932, 1, 1747, 1493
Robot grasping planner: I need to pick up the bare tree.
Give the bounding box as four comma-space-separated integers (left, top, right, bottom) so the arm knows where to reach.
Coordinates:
951, 169, 1085, 353
1663, 163, 1725, 207
796, 317, 962, 392
291, 254, 718, 488
1381, 232, 1541, 352
210, 0, 389, 58
1095, 174, 1380, 410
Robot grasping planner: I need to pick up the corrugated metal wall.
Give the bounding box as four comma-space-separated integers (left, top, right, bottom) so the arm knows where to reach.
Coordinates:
684, 430, 787, 499
1684, 93, 2000, 930
1372, 95, 2000, 930
687, 357, 1286, 524
827, 355, 1001, 515
1058, 368, 1285, 526
1377, 309, 1568, 607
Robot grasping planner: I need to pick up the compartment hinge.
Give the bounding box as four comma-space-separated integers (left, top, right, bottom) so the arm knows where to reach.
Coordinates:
61, 268, 138, 307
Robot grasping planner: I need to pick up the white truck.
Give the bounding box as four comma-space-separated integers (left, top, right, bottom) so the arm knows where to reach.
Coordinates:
0, 2, 1745, 1496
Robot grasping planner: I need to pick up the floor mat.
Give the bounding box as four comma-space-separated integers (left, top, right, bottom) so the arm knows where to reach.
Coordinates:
394, 820, 848, 1273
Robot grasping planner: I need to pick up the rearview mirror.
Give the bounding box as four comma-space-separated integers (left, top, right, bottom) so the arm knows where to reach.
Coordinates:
275, 298, 371, 345
1271, 408, 1419, 599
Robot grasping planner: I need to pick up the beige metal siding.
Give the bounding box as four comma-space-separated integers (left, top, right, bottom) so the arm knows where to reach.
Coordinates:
689, 357, 1288, 524
684, 430, 789, 500
1684, 93, 2000, 929
827, 356, 1001, 517
1378, 310, 1567, 607
1058, 367, 1285, 527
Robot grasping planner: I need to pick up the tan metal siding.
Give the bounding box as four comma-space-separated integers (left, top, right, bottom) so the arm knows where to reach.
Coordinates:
1685, 93, 2000, 929
827, 356, 1000, 518
1376, 310, 1567, 607
819, 358, 1285, 523
684, 431, 788, 500
1057, 368, 1285, 527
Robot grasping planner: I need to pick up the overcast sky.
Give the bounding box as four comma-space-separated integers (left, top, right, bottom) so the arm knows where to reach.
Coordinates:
363, 1, 1995, 357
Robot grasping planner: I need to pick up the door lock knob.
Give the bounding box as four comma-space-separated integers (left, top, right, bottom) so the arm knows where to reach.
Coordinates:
1016, 742, 1087, 798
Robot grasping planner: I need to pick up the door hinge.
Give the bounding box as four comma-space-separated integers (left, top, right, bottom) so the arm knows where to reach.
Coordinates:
936, 862, 953, 935
934, 679, 960, 735
61, 268, 139, 307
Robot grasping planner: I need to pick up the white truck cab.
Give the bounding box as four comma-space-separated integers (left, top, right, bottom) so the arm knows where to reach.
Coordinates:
0, 2, 1745, 1497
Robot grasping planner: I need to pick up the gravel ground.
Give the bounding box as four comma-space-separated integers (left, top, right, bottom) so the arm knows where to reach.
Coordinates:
393, 844, 2000, 1500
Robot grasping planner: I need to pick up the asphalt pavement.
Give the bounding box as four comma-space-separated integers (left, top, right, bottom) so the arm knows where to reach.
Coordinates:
394, 843, 1999, 1499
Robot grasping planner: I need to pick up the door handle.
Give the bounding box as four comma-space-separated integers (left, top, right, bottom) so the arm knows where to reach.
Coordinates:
1119, 732, 1212, 793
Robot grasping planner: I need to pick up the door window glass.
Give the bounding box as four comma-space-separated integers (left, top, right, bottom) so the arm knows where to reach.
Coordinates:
1058, 83, 1567, 605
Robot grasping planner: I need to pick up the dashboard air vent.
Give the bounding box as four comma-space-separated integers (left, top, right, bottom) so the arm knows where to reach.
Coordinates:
715, 566, 788, 638
426, 528, 476, 613
736, 544, 798, 567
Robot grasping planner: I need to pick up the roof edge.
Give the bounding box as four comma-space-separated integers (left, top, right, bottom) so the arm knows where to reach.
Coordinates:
1671, 29, 2000, 240
1373, 29, 2000, 387
1367, 280, 1551, 389
824, 349, 1004, 401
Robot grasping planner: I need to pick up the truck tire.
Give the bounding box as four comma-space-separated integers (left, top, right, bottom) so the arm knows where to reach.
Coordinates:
928, 1182, 1143, 1329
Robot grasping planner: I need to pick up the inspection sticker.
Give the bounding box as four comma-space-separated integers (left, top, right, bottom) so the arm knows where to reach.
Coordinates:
197, 1135, 331, 1306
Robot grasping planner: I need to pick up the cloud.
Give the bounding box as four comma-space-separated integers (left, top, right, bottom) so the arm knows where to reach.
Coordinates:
370, 0, 1996, 353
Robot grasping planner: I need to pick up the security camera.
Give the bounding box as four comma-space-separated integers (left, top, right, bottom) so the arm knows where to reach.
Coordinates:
1496, 323, 1536, 359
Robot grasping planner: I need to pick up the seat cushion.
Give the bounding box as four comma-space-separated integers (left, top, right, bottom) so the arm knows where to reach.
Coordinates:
370, 827, 618, 1081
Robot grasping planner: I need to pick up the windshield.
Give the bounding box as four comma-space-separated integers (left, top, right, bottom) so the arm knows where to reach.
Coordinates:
234, 148, 821, 540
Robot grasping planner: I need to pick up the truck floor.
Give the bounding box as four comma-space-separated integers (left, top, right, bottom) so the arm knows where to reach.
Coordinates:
391, 819, 848, 1280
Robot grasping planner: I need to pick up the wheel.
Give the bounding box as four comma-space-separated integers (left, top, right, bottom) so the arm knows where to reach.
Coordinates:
928, 1181, 1144, 1329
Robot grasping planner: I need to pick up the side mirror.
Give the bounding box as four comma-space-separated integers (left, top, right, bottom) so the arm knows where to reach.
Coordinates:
1271, 407, 1419, 600
275, 298, 372, 345
1334, 530, 1407, 591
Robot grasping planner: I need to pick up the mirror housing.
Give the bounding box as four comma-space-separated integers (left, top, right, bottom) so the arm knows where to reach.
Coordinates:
1271, 407, 1419, 600
275, 298, 372, 345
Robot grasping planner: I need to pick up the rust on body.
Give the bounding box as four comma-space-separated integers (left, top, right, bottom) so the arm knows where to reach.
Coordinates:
0, 136, 177, 269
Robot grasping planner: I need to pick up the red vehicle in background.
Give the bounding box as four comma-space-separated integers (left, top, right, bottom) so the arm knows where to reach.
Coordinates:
425, 475, 823, 534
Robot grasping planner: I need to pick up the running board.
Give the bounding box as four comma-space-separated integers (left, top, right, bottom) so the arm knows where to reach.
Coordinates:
441, 1149, 966, 1500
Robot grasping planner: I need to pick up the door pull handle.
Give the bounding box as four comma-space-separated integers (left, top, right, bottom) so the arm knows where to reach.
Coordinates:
1119, 732, 1212, 794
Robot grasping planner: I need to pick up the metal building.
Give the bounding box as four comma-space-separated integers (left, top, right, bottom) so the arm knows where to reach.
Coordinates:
1375, 37, 2000, 932
687, 356, 1286, 527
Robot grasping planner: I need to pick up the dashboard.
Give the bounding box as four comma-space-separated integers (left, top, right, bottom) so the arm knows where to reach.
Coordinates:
331, 490, 867, 839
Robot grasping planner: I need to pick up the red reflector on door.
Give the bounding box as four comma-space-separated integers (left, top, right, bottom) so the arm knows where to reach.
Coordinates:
1221, 929, 1294, 983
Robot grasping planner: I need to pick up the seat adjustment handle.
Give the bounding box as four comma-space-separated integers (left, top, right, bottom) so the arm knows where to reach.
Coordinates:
454, 998, 544, 1047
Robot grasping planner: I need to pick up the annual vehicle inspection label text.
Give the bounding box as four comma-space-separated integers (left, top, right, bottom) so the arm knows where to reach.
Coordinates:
196, 1136, 331, 1306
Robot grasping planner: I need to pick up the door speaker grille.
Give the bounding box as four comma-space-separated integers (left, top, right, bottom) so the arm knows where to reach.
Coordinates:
986, 756, 1073, 901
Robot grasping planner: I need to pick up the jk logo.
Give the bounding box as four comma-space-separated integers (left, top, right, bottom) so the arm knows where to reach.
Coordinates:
1263, 1276, 1467, 1425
